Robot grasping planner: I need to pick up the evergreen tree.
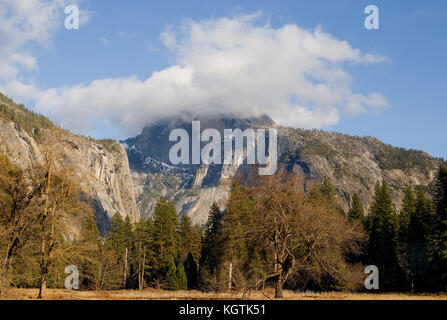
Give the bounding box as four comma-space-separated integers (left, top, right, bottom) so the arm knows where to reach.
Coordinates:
133, 218, 154, 290
184, 252, 199, 289
107, 213, 126, 252
176, 259, 188, 290
348, 193, 365, 222
76, 214, 102, 290
190, 226, 202, 265
434, 164, 447, 221
105, 213, 133, 288
346, 193, 366, 265
166, 255, 179, 290
179, 214, 194, 261
222, 181, 260, 291
406, 188, 434, 292
431, 164, 447, 290
152, 197, 180, 285
398, 187, 416, 288
366, 181, 404, 291
399, 187, 416, 244
321, 176, 336, 202
200, 202, 224, 289
179, 214, 201, 288
312, 177, 345, 215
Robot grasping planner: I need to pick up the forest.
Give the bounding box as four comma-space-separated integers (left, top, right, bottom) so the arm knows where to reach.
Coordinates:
0, 148, 447, 299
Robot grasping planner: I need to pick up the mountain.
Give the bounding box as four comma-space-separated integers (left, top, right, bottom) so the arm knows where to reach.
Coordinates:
0, 93, 139, 234
122, 114, 275, 224
123, 114, 443, 225
1, 91, 442, 231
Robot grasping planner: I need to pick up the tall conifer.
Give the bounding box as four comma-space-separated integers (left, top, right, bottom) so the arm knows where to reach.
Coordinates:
348, 193, 365, 222
367, 181, 404, 291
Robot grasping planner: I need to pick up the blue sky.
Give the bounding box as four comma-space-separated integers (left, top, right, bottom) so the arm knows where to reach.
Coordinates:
1, 0, 446, 160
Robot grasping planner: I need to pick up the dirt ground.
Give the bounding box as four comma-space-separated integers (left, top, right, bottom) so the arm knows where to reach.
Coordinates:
2, 288, 447, 300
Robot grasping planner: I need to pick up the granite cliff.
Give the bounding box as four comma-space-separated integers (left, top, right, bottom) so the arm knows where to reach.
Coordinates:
0, 93, 139, 234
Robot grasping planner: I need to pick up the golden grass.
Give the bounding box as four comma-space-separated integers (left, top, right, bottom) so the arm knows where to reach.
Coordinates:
2, 288, 447, 300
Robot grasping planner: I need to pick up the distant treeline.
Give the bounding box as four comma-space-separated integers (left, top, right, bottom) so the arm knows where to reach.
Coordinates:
1, 148, 447, 298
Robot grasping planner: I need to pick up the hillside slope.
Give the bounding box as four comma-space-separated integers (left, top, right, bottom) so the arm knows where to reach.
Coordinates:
0, 93, 139, 233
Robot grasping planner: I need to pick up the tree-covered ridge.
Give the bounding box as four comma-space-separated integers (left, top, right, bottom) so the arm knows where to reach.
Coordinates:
0, 93, 125, 149
281, 127, 441, 172
0, 101, 53, 141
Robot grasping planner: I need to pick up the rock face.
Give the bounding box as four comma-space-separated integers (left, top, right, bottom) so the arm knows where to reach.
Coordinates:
277, 127, 441, 213
0, 93, 139, 234
123, 114, 275, 225
124, 114, 443, 225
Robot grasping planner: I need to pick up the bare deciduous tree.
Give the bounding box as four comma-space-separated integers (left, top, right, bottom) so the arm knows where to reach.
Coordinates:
248, 172, 365, 298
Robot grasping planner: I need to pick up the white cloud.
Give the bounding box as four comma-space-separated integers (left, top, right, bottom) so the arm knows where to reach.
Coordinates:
0, 0, 93, 80
345, 93, 389, 115
1, 11, 388, 137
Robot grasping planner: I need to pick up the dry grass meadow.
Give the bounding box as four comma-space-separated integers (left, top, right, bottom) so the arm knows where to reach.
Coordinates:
2, 288, 447, 300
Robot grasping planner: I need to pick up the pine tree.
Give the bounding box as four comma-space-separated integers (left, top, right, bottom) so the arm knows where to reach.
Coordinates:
107, 213, 126, 251
105, 213, 133, 288
399, 187, 416, 243
152, 197, 180, 285
366, 181, 404, 291
313, 176, 345, 215
434, 164, 447, 222
179, 214, 201, 288
398, 187, 416, 288
199, 202, 225, 291
123, 216, 134, 288
176, 260, 188, 290
200, 202, 223, 275
432, 164, 447, 290
190, 226, 202, 265
76, 213, 103, 290
348, 193, 365, 222
179, 214, 194, 261
406, 188, 434, 292
221, 181, 259, 291
184, 252, 199, 289
345, 193, 366, 266
133, 218, 154, 290
166, 255, 179, 290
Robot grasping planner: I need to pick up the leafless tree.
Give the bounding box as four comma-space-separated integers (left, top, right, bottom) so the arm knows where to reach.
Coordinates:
248, 172, 365, 298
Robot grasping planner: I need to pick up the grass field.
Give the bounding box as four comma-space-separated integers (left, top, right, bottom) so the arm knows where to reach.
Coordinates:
2, 288, 447, 300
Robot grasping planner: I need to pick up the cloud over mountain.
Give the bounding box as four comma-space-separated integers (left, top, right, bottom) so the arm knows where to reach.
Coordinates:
1, 8, 388, 136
